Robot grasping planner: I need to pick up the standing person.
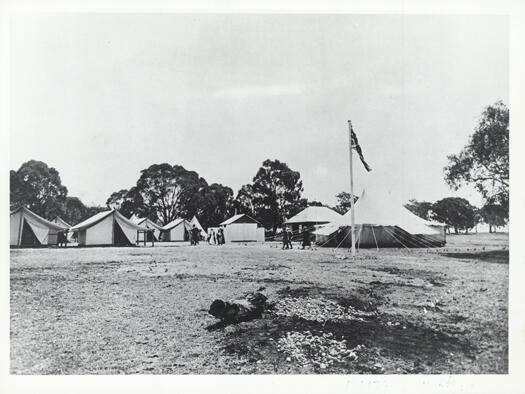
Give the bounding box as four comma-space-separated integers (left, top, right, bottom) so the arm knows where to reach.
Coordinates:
189, 227, 194, 245
302, 227, 312, 250
212, 229, 217, 245
282, 229, 289, 250
191, 225, 200, 246
219, 228, 225, 245
287, 228, 294, 249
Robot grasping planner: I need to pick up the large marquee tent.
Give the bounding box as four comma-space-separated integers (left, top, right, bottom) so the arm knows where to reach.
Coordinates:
10, 207, 67, 247
313, 190, 446, 249
70, 209, 147, 246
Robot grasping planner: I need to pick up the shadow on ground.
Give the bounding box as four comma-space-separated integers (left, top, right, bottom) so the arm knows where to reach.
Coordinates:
212, 286, 475, 374
439, 250, 508, 264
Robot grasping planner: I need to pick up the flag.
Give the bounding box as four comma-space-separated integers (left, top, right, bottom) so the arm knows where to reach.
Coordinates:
350, 127, 372, 172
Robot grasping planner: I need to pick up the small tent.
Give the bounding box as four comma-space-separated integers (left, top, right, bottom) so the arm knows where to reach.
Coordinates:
130, 216, 163, 241
52, 216, 72, 228
70, 210, 147, 246
220, 214, 265, 243
189, 216, 206, 239
160, 218, 192, 242
314, 190, 446, 248
10, 207, 67, 247
51, 216, 75, 243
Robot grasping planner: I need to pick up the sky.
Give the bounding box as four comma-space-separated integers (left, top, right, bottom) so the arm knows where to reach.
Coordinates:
9, 14, 508, 207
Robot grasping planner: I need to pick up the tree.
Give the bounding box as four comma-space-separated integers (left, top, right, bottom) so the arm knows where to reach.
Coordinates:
10, 160, 68, 219
63, 196, 88, 225
196, 183, 235, 228
106, 189, 134, 218
479, 203, 508, 233
333, 192, 358, 215
431, 197, 478, 234
233, 184, 255, 216
404, 199, 434, 220
307, 200, 325, 207
129, 163, 208, 225
445, 101, 509, 213
84, 205, 107, 219
251, 159, 304, 232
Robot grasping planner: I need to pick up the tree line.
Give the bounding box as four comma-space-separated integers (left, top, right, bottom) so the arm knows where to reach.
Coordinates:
10, 101, 508, 234
10, 158, 351, 230
406, 101, 509, 233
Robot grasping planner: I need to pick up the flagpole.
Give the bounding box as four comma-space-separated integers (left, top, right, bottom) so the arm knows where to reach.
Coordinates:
348, 120, 356, 257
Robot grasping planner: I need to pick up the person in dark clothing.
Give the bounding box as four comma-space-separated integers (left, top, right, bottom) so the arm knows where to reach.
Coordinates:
302, 228, 312, 249
282, 229, 289, 249
217, 228, 225, 245
287, 229, 294, 249
191, 225, 200, 246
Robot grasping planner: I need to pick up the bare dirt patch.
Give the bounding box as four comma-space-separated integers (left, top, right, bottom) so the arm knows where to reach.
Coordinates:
10, 233, 508, 374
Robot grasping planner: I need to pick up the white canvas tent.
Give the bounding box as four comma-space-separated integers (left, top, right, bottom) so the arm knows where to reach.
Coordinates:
10, 207, 67, 247
189, 216, 206, 239
220, 214, 265, 243
314, 190, 446, 248
161, 218, 192, 242
51, 216, 75, 243
285, 206, 343, 227
285, 206, 343, 240
70, 210, 147, 246
130, 216, 163, 241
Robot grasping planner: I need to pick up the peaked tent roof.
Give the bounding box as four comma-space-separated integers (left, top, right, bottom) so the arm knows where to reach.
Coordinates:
10, 207, 67, 246
161, 218, 191, 231
189, 216, 206, 236
52, 216, 72, 228
11, 207, 66, 231
333, 190, 440, 235
220, 213, 261, 226
285, 206, 343, 225
137, 217, 163, 230
129, 214, 141, 224
70, 209, 147, 232
130, 216, 163, 230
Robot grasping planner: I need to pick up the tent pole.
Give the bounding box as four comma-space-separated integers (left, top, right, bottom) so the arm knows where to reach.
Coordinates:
18, 210, 24, 246
348, 120, 356, 257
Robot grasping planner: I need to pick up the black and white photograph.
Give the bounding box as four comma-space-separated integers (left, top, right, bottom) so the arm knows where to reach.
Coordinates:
2, 2, 525, 392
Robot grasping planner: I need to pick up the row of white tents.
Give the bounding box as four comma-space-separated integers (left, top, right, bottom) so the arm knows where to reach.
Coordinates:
10, 206, 265, 248
11, 188, 503, 249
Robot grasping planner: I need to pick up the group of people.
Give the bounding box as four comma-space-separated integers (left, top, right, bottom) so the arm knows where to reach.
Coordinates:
282, 227, 312, 250
207, 228, 225, 245
192, 224, 312, 249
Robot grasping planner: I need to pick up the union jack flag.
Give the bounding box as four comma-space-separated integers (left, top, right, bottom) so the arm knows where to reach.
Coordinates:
350, 125, 372, 172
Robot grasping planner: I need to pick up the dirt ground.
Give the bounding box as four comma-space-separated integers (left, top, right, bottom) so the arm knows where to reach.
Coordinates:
10, 233, 508, 374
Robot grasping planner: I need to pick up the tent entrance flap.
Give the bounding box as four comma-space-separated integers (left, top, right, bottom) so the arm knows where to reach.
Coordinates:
113, 221, 133, 246
20, 220, 41, 246
115, 215, 141, 245
24, 215, 51, 245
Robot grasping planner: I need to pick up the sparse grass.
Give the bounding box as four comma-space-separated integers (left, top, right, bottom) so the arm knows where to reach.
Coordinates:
10, 233, 508, 374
